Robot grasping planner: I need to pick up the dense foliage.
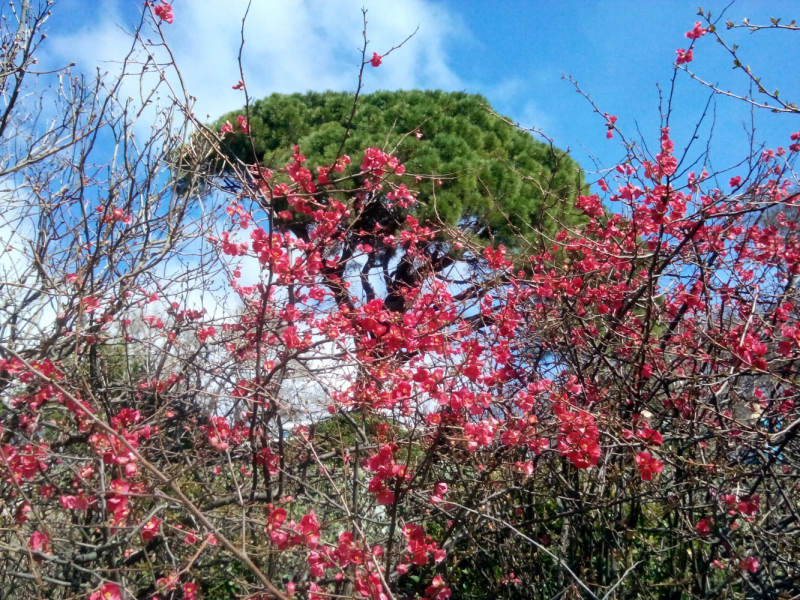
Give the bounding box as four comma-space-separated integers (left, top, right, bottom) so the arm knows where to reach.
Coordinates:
0, 4, 799, 600
212, 90, 587, 250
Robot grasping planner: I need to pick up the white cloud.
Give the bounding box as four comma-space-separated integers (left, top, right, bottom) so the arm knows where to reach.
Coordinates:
44, 0, 465, 123
516, 99, 555, 137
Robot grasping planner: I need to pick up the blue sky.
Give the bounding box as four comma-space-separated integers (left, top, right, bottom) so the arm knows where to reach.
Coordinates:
43, 0, 800, 183
449, 1, 800, 177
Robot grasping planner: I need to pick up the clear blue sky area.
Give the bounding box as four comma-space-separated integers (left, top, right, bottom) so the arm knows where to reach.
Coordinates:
447, 0, 800, 180
43, 0, 800, 184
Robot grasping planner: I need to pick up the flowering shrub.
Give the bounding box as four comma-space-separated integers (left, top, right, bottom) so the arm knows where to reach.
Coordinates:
0, 5, 798, 600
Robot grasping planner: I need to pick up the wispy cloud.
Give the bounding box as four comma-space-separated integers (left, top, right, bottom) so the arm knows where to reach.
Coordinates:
44, 0, 465, 122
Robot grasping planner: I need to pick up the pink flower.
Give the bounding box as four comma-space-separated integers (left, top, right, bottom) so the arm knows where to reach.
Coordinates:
729, 176, 742, 187
696, 517, 712, 537
183, 583, 198, 600
197, 327, 216, 342
676, 48, 693, 64
89, 583, 122, 600
15, 501, 31, 523
153, 1, 173, 25
237, 115, 250, 134
29, 531, 51, 554
268, 507, 287, 528
156, 573, 179, 593
738, 495, 760, 516
635, 451, 664, 481
685, 22, 707, 40
377, 490, 395, 505
142, 517, 161, 541
516, 460, 534, 475
232, 80, 245, 90
742, 556, 759, 573
430, 482, 448, 504
221, 121, 234, 134
604, 113, 618, 138
271, 529, 289, 549
60, 495, 91, 510
82, 296, 101, 314
557, 409, 601, 469
370, 52, 382, 67
300, 511, 320, 535
637, 427, 663, 446
790, 131, 800, 152
425, 576, 452, 600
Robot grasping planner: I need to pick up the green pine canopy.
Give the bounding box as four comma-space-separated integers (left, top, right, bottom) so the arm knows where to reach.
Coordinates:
212, 90, 586, 251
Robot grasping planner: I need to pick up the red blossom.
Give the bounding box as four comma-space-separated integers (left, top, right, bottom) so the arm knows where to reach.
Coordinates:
742, 556, 759, 574
29, 530, 51, 555
685, 21, 707, 39
142, 517, 161, 541
4, 20, 800, 599
183, 583, 198, 600
676, 48, 693, 64
153, 1, 173, 24
89, 583, 122, 600
696, 517, 713, 537
635, 452, 664, 481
